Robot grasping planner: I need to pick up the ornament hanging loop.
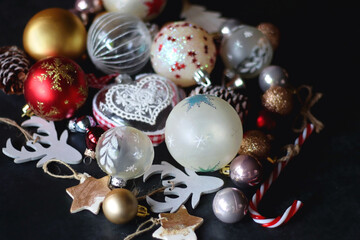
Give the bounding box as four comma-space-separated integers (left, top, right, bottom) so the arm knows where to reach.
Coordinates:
124, 217, 165, 240
194, 69, 212, 87
22, 104, 34, 118
219, 164, 230, 176
137, 205, 150, 217
108, 176, 127, 189
42, 159, 86, 181
114, 74, 133, 84
222, 69, 246, 90
145, 22, 159, 40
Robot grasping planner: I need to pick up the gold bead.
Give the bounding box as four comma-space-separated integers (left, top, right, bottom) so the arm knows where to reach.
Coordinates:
23, 8, 87, 60
102, 188, 138, 224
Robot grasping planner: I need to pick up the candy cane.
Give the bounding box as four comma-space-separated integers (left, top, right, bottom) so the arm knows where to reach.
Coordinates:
249, 123, 314, 228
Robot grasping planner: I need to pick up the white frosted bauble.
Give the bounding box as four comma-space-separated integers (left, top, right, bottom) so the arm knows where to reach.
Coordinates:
87, 12, 151, 75
95, 126, 154, 180
165, 95, 243, 172
102, 0, 167, 21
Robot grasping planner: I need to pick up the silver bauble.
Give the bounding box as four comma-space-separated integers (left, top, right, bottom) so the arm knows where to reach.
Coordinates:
230, 154, 263, 186
220, 24, 273, 79
258, 65, 289, 92
212, 187, 248, 223
219, 19, 243, 38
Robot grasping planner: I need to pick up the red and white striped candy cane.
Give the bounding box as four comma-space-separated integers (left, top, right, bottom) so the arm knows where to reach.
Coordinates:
249, 123, 315, 228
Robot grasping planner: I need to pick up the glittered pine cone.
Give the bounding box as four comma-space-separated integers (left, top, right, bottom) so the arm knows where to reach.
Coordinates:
0, 46, 30, 94
189, 85, 248, 122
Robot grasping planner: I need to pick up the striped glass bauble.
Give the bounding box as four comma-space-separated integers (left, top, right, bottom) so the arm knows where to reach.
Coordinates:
87, 12, 151, 75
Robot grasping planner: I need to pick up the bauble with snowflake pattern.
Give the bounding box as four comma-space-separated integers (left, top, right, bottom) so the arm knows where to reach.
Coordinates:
220, 23, 273, 79
95, 126, 154, 182
23, 56, 88, 121
165, 94, 243, 172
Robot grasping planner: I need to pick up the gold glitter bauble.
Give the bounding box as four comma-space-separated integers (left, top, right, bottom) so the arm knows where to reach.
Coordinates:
262, 86, 293, 115
102, 188, 138, 224
238, 130, 271, 160
257, 22, 280, 50
23, 8, 87, 60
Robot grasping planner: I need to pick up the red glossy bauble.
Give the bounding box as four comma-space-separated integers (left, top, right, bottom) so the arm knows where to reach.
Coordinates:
256, 109, 277, 131
85, 126, 105, 151
23, 57, 88, 121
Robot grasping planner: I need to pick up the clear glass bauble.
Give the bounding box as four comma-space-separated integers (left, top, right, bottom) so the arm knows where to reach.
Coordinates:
87, 12, 151, 75
95, 126, 154, 180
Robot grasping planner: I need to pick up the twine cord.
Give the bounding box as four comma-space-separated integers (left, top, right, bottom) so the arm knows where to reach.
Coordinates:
124, 217, 166, 240
136, 181, 175, 201
293, 85, 324, 133
42, 159, 86, 181
0, 117, 33, 142
277, 144, 301, 162
42, 158, 175, 197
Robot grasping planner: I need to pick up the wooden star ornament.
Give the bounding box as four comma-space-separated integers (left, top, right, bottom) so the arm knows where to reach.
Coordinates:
66, 174, 110, 214
153, 205, 203, 240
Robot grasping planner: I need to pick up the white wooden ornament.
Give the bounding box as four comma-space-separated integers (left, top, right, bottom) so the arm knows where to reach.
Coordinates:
143, 161, 224, 213
181, 3, 226, 34
2, 116, 82, 167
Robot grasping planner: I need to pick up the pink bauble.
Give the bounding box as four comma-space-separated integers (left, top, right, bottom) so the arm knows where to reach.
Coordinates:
150, 21, 217, 87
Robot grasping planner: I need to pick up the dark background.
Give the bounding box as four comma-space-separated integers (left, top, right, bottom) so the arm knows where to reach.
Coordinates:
0, 0, 359, 239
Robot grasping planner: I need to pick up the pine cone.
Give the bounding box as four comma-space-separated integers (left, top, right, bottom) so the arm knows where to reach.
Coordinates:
189, 85, 249, 122
0, 46, 30, 94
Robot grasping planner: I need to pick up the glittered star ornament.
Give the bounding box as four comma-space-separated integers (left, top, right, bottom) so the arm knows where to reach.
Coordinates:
66, 175, 110, 214
152, 205, 203, 240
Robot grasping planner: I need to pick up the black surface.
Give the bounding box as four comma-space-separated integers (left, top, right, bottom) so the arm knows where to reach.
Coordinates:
0, 0, 358, 240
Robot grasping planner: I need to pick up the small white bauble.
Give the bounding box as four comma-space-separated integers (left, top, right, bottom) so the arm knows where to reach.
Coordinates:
102, 0, 167, 21
165, 95, 243, 172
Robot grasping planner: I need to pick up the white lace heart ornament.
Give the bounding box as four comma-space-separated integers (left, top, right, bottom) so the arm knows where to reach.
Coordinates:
92, 74, 175, 146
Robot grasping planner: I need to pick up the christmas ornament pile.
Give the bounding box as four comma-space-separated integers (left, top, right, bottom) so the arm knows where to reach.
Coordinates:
0, 1, 324, 239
